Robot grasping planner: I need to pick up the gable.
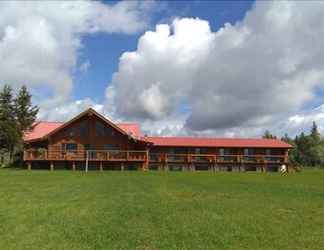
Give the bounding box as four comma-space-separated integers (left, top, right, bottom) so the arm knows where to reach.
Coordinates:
23, 108, 148, 146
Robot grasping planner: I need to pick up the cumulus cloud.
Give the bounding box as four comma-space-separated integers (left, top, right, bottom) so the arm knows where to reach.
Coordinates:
38, 98, 104, 122
108, 1, 324, 136
0, 0, 155, 105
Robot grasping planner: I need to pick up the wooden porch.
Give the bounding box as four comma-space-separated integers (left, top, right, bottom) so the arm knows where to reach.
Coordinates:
24, 149, 288, 165
148, 153, 287, 165
24, 149, 148, 162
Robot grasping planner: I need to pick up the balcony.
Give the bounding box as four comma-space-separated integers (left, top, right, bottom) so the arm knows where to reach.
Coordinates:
24, 149, 287, 165
24, 149, 148, 162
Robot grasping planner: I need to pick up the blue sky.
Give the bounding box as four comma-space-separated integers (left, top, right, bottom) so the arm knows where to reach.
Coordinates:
1, 0, 324, 137
73, 0, 255, 103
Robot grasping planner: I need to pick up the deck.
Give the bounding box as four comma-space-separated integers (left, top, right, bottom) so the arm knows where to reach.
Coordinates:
24, 149, 287, 165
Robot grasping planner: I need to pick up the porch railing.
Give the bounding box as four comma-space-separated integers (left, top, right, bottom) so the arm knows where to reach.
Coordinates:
24, 149, 287, 164
149, 153, 287, 164
24, 149, 147, 161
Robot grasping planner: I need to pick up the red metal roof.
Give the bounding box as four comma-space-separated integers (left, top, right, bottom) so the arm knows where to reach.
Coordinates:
24, 121, 63, 142
117, 123, 142, 137
23, 121, 142, 142
144, 136, 292, 148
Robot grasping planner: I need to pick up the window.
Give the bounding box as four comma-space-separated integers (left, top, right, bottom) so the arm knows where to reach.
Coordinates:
244, 148, 255, 155
174, 148, 186, 154
62, 143, 77, 151
96, 121, 105, 136
65, 127, 77, 137
103, 144, 120, 150
219, 148, 225, 155
95, 121, 115, 136
79, 121, 88, 136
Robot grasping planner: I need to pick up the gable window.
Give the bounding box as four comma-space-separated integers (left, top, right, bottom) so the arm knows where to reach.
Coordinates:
95, 121, 116, 136
96, 121, 105, 136
79, 121, 89, 136
65, 127, 77, 137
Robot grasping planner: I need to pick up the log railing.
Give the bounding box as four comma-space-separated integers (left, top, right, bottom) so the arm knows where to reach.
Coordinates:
149, 154, 287, 164
24, 149, 148, 161
24, 149, 287, 164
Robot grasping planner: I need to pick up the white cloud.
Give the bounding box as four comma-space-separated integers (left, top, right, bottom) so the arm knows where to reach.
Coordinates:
37, 98, 104, 122
79, 60, 91, 73
284, 105, 324, 136
107, 1, 324, 137
0, 0, 155, 104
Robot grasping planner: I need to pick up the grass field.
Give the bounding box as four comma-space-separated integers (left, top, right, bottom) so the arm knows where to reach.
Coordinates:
0, 169, 323, 250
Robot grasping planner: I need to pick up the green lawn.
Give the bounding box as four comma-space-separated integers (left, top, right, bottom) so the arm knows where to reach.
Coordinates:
0, 169, 323, 249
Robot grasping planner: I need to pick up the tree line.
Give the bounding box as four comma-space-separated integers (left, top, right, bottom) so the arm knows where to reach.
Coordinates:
263, 122, 324, 167
0, 85, 38, 165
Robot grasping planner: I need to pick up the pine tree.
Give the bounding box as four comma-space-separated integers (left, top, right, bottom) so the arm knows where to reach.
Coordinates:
14, 85, 39, 135
262, 130, 277, 139
308, 121, 322, 166
310, 121, 321, 144
0, 85, 15, 122
0, 85, 18, 160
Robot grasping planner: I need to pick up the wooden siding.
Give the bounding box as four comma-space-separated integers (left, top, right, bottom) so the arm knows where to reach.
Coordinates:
47, 113, 144, 152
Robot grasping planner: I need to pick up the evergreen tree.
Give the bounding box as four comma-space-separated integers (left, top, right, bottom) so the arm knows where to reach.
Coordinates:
310, 121, 321, 144
0, 85, 15, 121
14, 85, 39, 135
0, 85, 18, 160
308, 121, 322, 166
263, 130, 277, 139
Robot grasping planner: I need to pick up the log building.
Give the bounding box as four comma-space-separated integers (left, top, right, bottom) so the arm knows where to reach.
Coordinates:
23, 108, 292, 172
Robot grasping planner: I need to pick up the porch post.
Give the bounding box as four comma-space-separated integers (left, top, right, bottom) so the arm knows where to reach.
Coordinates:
99, 161, 103, 172
72, 161, 76, 171
146, 150, 149, 171
121, 162, 125, 171
27, 162, 31, 171
50, 161, 54, 171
